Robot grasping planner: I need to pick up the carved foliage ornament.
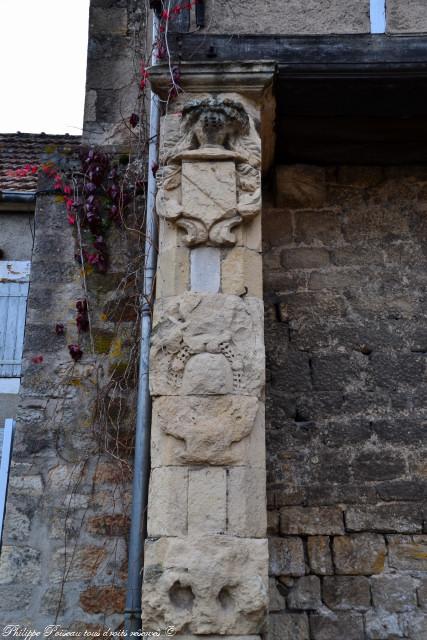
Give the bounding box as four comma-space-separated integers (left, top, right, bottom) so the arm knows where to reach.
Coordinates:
156, 98, 261, 247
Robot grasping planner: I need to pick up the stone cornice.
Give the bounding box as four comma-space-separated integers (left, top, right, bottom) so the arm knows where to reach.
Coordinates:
149, 61, 277, 100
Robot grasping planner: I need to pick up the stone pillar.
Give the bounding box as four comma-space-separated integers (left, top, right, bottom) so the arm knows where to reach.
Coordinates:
141, 62, 276, 638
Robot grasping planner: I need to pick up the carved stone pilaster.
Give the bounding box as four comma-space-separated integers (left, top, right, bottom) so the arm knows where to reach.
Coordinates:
142, 62, 275, 639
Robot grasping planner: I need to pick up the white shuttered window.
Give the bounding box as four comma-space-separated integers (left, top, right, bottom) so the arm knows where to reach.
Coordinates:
0, 261, 30, 381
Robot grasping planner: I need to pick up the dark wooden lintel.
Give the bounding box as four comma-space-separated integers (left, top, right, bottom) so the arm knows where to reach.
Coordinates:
167, 33, 427, 78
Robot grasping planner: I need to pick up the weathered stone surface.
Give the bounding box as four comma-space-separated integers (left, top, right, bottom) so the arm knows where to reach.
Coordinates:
269, 537, 305, 576
280, 506, 344, 535
418, 577, 427, 608
387, 0, 427, 33
156, 244, 190, 298
204, 0, 370, 35
222, 247, 263, 297
287, 575, 321, 610
228, 466, 267, 537
333, 534, 386, 575
310, 612, 365, 640
400, 610, 427, 637
79, 585, 125, 614
151, 395, 264, 467
90, 7, 128, 35
371, 574, 417, 611
49, 546, 107, 583
345, 503, 423, 533
269, 612, 309, 640
142, 536, 268, 635
0, 585, 33, 613
150, 293, 264, 397
280, 247, 330, 270
365, 610, 402, 639
147, 467, 188, 537
0, 546, 40, 585
307, 536, 334, 575
269, 577, 287, 612
276, 165, 326, 208
388, 535, 427, 571
188, 467, 227, 534
322, 576, 371, 610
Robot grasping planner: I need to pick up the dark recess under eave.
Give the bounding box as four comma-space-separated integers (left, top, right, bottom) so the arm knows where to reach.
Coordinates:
168, 33, 427, 164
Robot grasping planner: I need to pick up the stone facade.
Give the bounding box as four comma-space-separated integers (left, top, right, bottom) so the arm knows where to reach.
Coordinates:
265, 164, 427, 639
0, 185, 139, 629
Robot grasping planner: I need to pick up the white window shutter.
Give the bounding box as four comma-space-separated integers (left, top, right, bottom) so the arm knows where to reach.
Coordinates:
0, 261, 30, 378
0, 419, 15, 549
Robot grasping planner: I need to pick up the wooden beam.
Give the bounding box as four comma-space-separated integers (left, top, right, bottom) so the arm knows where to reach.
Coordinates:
167, 34, 427, 78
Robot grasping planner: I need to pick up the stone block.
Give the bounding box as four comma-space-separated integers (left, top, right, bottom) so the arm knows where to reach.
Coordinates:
280, 506, 344, 535
333, 534, 386, 575
156, 244, 190, 298
84, 89, 97, 122
49, 546, 107, 583
346, 503, 422, 534
388, 535, 427, 571
269, 612, 309, 640
0, 585, 33, 612
311, 354, 360, 391
295, 209, 342, 245
371, 574, 417, 611
221, 246, 263, 297
8, 474, 43, 495
287, 575, 321, 610
90, 7, 128, 35
263, 207, 293, 247
269, 577, 287, 612
387, 0, 427, 33
267, 510, 280, 535
151, 395, 265, 467
310, 612, 365, 640
351, 450, 407, 482
280, 247, 330, 270
276, 165, 326, 208
365, 610, 403, 639
228, 466, 266, 537
142, 536, 268, 635
150, 293, 265, 397
204, 0, 370, 35
418, 577, 427, 608
147, 467, 188, 537
2, 504, 31, 544
0, 546, 41, 585
322, 577, 371, 610
80, 586, 125, 615
307, 536, 334, 575
191, 246, 221, 293
269, 537, 305, 577
188, 468, 226, 535
235, 212, 262, 251
400, 610, 427, 638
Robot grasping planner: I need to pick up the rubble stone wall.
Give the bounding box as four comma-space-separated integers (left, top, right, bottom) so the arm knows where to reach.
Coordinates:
0, 186, 139, 631
264, 164, 427, 639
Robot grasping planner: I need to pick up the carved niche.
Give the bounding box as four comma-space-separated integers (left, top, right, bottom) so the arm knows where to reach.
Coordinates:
156, 97, 261, 247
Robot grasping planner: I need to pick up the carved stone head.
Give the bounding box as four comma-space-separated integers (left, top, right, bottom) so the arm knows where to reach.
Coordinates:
182, 97, 250, 149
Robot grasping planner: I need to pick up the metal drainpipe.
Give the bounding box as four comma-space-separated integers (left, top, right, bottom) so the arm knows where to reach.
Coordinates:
124, 10, 160, 635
